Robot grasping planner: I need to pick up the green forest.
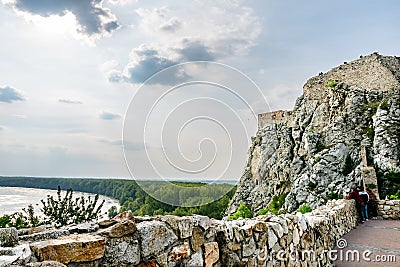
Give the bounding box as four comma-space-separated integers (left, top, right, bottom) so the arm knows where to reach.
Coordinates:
0, 177, 236, 219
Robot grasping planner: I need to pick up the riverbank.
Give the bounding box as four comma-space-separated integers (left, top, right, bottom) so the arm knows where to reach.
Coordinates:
0, 176, 236, 219
0, 186, 119, 220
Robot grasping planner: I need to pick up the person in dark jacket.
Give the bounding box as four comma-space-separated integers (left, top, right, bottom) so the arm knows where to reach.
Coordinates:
366, 188, 378, 218
345, 186, 365, 223
359, 187, 369, 221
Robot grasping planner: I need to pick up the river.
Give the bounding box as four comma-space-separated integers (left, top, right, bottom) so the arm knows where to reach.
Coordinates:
0, 186, 120, 220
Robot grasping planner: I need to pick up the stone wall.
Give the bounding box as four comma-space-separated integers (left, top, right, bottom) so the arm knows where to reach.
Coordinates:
258, 110, 293, 129
377, 200, 400, 220
303, 53, 400, 101
0, 199, 358, 266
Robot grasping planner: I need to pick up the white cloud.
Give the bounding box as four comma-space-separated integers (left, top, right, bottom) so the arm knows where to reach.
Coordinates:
100, 111, 121, 120
58, 99, 83, 104
106, 0, 136, 6
159, 17, 182, 32
108, 1, 262, 85
0, 86, 25, 103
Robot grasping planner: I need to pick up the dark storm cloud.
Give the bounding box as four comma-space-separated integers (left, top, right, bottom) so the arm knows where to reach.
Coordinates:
99, 111, 121, 120
58, 99, 83, 104
0, 86, 25, 103
12, 0, 120, 36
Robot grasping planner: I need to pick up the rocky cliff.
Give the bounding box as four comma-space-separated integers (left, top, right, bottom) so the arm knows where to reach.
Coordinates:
227, 53, 400, 215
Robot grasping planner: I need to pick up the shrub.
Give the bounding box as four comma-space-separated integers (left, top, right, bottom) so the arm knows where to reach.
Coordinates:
269, 193, 287, 215
108, 206, 119, 219
23, 204, 41, 227
0, 205, 41, 229
298, 204, 312, 214
389, 193, 399, 200
380, 99, 389, 110
326, 191, 339, 200
41, 186, 105, 227
361, 100, 381, 112
366, 183, 376, 189
364, 127, 375, 140
342, 154, 355, 176
228, 204, 253, 220
326, 80, 337, 88
316, 140, 326, 152
386, 171, 400, 180
0, 214, 11, 228
375, 166, 400, 199
308, 181, 317, 190
276, 180, 289, 190
257, 208, 270, 216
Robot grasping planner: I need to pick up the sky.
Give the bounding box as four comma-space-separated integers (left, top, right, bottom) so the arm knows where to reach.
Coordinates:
0, 0, 399, 180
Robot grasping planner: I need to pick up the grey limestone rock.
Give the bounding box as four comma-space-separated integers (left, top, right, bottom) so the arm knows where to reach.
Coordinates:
136, 221, 178, 259
228, 53, 400, 215
0, 228, 18, 247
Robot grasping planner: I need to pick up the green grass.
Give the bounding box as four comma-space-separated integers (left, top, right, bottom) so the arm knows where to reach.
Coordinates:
257, 208, 270, 216
326, 80, 337, 88
389, 193, 399, 200
298, 204, 312, 214
380, 99, 389, 110
269, 193, 287, 215
228, 204, 253, 220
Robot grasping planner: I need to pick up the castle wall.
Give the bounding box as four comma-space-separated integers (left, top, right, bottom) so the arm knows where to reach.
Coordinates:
303, 53, 400, 101
1, 199, 360, 266
258, 110, 293, 129
378, 200, 400, 220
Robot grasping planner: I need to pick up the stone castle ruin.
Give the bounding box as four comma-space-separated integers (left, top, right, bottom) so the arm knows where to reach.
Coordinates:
259, 52, 400, 128
228, 52, 400, 216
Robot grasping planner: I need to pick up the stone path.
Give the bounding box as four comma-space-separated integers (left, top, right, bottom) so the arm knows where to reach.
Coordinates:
334, 220, 400, 267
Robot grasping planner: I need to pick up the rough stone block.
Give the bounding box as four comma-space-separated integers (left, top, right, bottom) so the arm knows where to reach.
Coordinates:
0, 228, 18, 247
98, 220, 137, 238
137, 221, 177, 259
103, 236, 140, 266
30, 234, 106, 264
190, 227, 205, 251
169, 242, 190, 262
204, 242, 219, 267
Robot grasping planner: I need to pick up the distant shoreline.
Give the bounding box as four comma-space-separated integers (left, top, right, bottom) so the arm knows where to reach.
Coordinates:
0, 176, 238, 185
0, 186, 120, 218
